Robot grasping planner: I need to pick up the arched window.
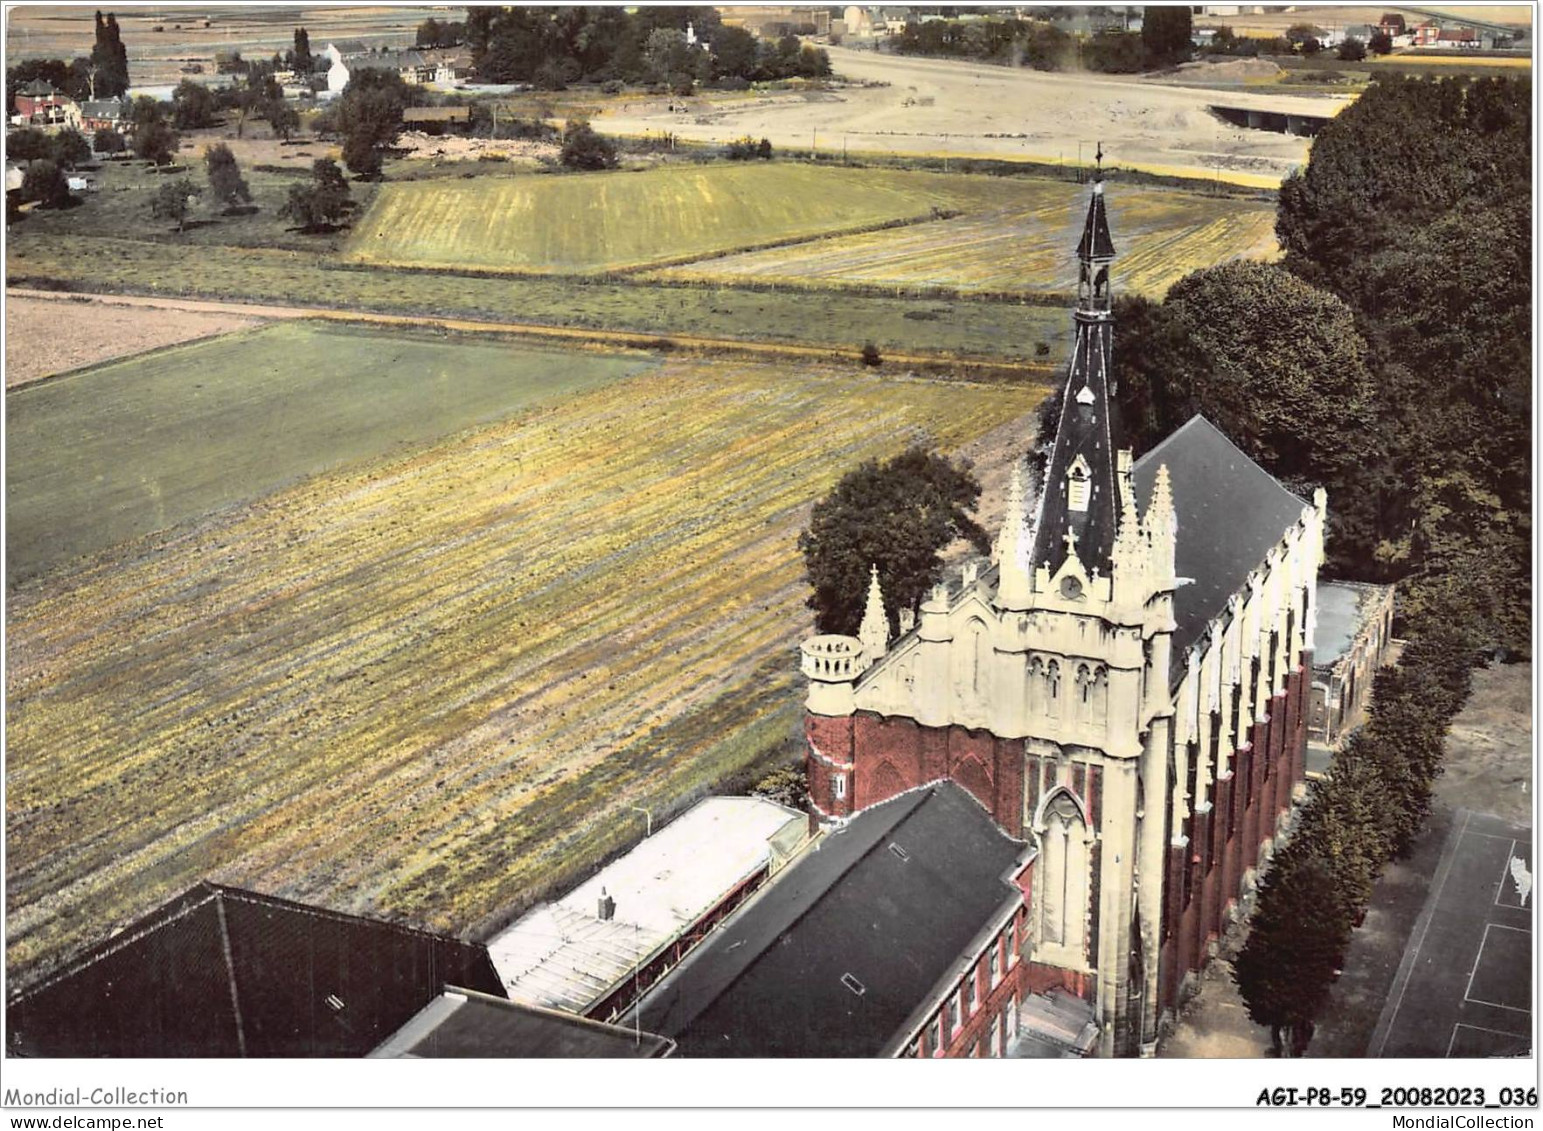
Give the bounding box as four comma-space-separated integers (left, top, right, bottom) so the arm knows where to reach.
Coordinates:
1027, 657, 1045, 718
1037, 791, 1089, 960
1046, 660, 1061, 715
1075, 663, 1093, 723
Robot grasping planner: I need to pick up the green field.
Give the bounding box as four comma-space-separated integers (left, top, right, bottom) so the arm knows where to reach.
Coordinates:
7, 233, 1074, 361
344, 163, 1013, 274
5, 322, 649, 583
343, 161, 1279, 294
6, 353, 1046, 983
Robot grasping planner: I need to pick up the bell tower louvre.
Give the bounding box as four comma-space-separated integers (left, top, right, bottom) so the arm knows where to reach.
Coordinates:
798, 160, 1326, 1056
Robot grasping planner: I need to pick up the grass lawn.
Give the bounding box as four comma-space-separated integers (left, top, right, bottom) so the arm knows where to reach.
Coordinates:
7, 233, 1074, 361
5, 321, 650, 583
17, 157, 379, 253
5, 355, 1046, 984
343, 162, 1107, 275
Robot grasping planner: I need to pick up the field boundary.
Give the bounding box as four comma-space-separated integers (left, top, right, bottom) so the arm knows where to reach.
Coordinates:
5, 289, 1060, 384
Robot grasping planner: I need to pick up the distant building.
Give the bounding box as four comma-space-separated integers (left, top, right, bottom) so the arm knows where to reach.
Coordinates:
1307, 580, 1396, 773
369, 988, 674, 1057
6, 882, 507, 1057
1437, 26, 1482, 48
719, 5, 832, 38
325, 43, 353, 94
1378, 13, 1407, 35
73, 97, 131, 135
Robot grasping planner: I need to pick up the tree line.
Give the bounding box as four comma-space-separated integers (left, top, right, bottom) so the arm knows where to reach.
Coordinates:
463, 6, 829, 91
893, 6, 1192, 74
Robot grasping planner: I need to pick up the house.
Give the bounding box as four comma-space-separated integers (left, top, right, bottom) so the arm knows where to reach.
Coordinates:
13, 80, 73, 128
718, 6, 832, 38
1377, 13, 1407, 36
485, 796, 807, 1023
324, 43, 353, 94
6, 882, 507, 1057
1437, 26, 1481, 49
629, 782, 1048, 1057
73, 97, 131, 135
1307, 581, 1396, 773
1413, 20, 1442, 47
842, 5, 874, 36
793, 167, 1325, 1056
369, 988, 674, 1057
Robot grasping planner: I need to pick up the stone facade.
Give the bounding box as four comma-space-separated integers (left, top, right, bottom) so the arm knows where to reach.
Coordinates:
798, 172, 1324, 1056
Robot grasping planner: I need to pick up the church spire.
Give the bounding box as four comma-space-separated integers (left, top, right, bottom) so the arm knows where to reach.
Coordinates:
1026, 153, 1122, 582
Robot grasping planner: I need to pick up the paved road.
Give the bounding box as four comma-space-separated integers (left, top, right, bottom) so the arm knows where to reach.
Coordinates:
1369, 810, 1532, 1058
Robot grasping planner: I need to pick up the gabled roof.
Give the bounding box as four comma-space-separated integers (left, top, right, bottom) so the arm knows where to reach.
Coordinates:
1132, 415, 1306, 664
6, 882, 505, 1057
634, 782, 1027, 1057
17, 79, 61, 97
370, 987, 674, 1058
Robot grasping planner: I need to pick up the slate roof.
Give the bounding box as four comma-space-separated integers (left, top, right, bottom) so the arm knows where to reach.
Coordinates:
1075, 184, 1115, 261
370, 987, 674, 1058
1028, 313, 1119, 579
1132, 415, 1307, 667
634, 782, 1028, 1057
6, 882, 505, 1057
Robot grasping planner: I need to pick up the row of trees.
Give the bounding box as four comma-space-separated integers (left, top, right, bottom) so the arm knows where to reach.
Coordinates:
1234, 621, 1478, 1053
894, 7, 1192, 74
5, 11, 128, 109
464, 6, 829, 90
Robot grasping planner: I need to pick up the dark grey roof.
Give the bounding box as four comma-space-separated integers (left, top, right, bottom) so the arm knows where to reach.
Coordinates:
634, 782, 1027, 1057
1133, 415, 1307, 666
1076, 184, 1115, 261
1028, 314, 1120, 579
6, 882, 506, 1057
370, 988, 673, 1058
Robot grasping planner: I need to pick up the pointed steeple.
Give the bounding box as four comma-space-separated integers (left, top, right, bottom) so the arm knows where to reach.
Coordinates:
1026, 159, 1122, 583
858, 564, 889, 664
996, 461, 1032, 610
1145, 463, 1176, 587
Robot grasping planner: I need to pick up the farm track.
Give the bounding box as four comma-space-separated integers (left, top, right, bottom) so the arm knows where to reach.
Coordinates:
5, 356, 1046, 986
4, 290, 1058, 379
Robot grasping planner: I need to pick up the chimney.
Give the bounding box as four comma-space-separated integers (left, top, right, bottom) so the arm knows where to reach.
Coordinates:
597, 887, 615, 921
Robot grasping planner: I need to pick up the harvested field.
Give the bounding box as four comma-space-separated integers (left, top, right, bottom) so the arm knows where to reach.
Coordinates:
4, 294, 261, 387
7, 234, 1074, 361
6, 322, 648, 583
5, 356, 1046, 984
344, 163, 1036, 275
648, 184, 1278, 297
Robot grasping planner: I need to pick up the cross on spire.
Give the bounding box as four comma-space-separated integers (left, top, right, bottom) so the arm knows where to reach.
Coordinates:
1063, 528, 1080, 554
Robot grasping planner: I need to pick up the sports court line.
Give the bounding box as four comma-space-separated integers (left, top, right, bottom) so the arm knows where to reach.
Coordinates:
1447, 1022, 1527, 1057
1368, 810, 1471, 1058
1462, 923, 1531, 1012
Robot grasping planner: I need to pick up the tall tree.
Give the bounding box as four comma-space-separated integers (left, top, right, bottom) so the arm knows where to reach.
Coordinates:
203, 143, 251, 210
293, 27, 312, 74
90, 11, 130, 97
799, 445, 989, 635
1141, 6, 1192, 67
280, 156, 352, 231
129, 97, 179, 164
171, 78, 218, 129
336, 67, 415, 178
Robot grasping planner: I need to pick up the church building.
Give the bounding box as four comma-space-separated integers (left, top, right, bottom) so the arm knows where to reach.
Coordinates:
799, 167, 1326, 1056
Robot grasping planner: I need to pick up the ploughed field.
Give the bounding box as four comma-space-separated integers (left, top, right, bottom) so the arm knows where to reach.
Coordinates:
5, 344, 1045, 984
6, 322, 648, 584
343, 162, 1278, 293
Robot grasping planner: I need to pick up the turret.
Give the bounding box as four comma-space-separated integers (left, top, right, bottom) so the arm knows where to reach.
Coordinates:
995, 462, 1033, 611
858, 564, 889, 665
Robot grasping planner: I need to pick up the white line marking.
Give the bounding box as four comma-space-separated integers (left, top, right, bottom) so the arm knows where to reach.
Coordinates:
1493, 839, 1520, 907
1448, 1023, 1529, 1057
1464, 922, 1531, 1012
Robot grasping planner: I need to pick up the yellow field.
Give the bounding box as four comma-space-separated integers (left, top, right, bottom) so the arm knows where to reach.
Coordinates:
5, 355, 1045, 983
1365, 52, 1531, 67
343, 163, 1279, 287
646, 187, 1279, 298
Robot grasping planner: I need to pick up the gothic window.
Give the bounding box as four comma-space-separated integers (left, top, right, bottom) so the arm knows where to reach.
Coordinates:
1047, 660, 1061, 714
1091, 665, 1108, 723
1269, 630, 1279, 689
1038, 792, 1089, 960
1027, 657, 1045, 718
1075, 664, 1093, 723
973, 620, 990, 695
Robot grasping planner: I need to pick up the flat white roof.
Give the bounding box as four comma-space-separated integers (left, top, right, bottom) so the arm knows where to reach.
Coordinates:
487, 796, 804, 1014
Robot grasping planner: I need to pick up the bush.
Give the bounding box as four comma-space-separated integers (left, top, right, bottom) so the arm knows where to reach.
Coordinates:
20, 159, 70, 209
1338, 36, 1367, 62
749, 766, 806, 810
559, 120, 617, 170
860, 341, 881, 367
601, 79, 624, 94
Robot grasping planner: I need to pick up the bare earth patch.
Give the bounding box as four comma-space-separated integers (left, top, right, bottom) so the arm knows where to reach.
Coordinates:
5, 295, 262, 387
